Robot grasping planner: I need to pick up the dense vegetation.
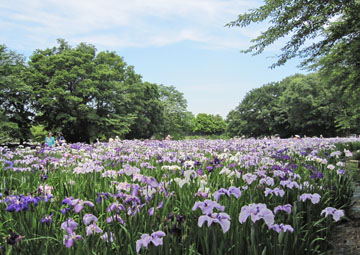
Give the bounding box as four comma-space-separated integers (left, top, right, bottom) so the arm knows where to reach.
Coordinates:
227, 0, 360, 137
0, 137, 358, 254
226, 73, 346, 138
1, 41, 226, 143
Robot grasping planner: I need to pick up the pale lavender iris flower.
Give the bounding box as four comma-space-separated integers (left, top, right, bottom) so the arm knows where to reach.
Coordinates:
192, 200, 225, 214
299, 193, 321, 204
239, 203, 275, 227
213, 187, 241, 201
321, 207, 344, 222
198, 212, 231, 233
274, 204, 292, 214
136, 231, 166, 253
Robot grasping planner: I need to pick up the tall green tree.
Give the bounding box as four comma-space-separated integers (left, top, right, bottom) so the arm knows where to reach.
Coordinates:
278, 73, 339, 137
228, 1, 360, 132
28, 39, 144, 143
156, 85, 194, 139
194, 113, 226, 136
124, 82, 163, 139
226, 81, 289, 138
227, 0, 360, 69
0, 44, 33, 144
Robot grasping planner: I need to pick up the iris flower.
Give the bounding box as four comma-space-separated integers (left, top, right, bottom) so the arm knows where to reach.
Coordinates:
299, 193, 321, 204
198, 212, 231, 233
213, 187, 241, 201
321, 207, 344, 222
61, 218, 78, 233
239, 203, 275, 227
274, 204, 292, 214
71, 199, 94, 213
270, 224, 294, 233
63, 231, 82, 248
136, 231, 166, 253
83, 214, 98, 225
85, 223, 103, 236
192, 200, 225, 214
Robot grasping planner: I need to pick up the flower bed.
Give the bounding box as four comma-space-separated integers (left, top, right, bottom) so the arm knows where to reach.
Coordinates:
0, 137, 359, 254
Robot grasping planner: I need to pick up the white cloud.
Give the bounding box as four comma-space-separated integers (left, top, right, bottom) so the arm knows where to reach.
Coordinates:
1, 0, 261, 51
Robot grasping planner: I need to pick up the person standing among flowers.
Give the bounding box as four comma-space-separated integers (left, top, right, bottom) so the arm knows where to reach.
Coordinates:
56, 132, 65, 145
45, 132, 55, 147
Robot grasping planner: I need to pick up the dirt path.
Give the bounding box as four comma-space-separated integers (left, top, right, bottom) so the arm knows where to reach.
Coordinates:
328, 161, 360, 255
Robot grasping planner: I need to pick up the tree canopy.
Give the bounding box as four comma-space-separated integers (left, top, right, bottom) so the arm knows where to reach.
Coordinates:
0, 45, 33, 143
156, 85, 195, 139
227, 0, 360, 69
226, 73, 342, 138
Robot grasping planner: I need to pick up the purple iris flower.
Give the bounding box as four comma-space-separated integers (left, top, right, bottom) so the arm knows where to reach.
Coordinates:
213, 187, 241, 202
107, 202, 126, 212
83, 214, 98, 225
85, 223, 103, 236
270, 223, 294, 233
321, 207, 344, 222
71, 199, 94, 213
264, 188, 285, 197
194, 191, 209, 198
63, 231, 82, 248
299, 193, 321, 204
61, 218, 78, 233
136, 231, 166, 253
192, 200, 225, 214
106, 214, 125, 224
41, 213, 54, 226
101, 232, 114, 243
274, 204, 292, 214
60, 207, 71, 214
96, 192, 111, 203
4, 160, 13, 170
239, 203, 275, 227
148, 207, 155, 216
337, 169, 345, 175
62, 197, 74, 206
198, 212, 231, 233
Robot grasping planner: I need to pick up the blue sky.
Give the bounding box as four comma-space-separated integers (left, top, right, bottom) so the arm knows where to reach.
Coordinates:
1, 0, 306, 118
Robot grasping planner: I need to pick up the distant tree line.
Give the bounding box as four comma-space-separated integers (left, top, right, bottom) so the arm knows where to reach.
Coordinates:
0, 40, 228, 144
226, 0, 360, 138
226, 72, 358, 138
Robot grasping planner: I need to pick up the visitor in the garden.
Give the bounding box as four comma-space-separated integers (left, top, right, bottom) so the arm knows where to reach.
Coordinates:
165, 134, 172, 141
56, 132, 65, 145
45, 132, 55, 147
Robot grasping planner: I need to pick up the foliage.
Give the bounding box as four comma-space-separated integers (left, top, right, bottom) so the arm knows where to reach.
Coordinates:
30, 125, 47, 144
278, 73, 339, 137
227, 0, 360, 69
226, 81, 288, 138
156, 85, 195, 140
193, 113, 226, 136
124, 82, 163, 139
227, 1, 360, 132
0, 137, 358, 254
0, 45, 33, 144
27, 39, 162, 143
227, 73, 344, 138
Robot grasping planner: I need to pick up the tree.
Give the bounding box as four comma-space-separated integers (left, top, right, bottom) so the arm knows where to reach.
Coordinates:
226, 82, 289, 138
0, 44, 33, 144
193, 113, 226, 136
227, 73, 341, 138
124, 82, 163, 139
156, 85, 194, 139
27, 39, 145, 143
278, 73, 339, 137
227, 0, 360, 69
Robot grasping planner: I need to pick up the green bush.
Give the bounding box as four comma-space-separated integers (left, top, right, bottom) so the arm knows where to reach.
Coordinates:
30, 125, 47, 144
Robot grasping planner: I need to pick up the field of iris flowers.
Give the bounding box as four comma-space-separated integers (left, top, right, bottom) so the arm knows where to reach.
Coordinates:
0, 137, 359, 254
